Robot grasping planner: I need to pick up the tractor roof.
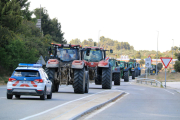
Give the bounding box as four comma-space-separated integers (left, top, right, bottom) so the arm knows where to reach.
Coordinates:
51, 43, 82, 48
83, 46, 104, 50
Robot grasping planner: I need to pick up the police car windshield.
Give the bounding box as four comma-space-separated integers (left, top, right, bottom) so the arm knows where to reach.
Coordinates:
83, 50, 103, 62
57, 48, 78, 62
13, 70, 40, 77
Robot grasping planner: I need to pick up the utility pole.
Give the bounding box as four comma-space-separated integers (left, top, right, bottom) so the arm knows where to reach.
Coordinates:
40, 4, 41, 32
156, 31, 159, 75
98, 30, 101, 47
172, 39, 174, 68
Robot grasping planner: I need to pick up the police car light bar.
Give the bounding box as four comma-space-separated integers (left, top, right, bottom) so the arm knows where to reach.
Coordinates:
18, 63, 42, 68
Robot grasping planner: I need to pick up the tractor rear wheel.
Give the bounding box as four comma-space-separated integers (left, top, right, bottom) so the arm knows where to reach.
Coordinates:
139, 70, 141, 76
45, 68, 58, 92
102, 66, 112, 89
132, 71, 135, 79
135, 70, 138, 77
124, 71, 129, 82
73, 68, 85, 94
114, 73, 120, 85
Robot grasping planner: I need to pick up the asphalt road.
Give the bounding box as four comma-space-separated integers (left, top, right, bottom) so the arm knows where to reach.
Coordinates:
0, 77, 180, 120
82, 81, 180, 120
0, 80, 123, 120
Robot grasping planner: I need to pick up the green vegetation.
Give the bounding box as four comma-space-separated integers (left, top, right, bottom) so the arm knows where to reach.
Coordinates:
174, 53, 180, 72
0, 0, 65, 74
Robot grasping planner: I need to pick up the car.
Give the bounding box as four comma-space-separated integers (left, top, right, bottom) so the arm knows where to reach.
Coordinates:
7, 63, 52, 100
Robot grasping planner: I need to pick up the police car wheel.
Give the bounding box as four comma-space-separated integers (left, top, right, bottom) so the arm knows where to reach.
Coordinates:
15, 95, 20, 98
7, 93, 13, 99
40, 88, 46, 100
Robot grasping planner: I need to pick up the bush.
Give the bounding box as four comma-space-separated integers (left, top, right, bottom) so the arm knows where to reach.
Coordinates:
157, 63, 163, 70
174, 61, 180, 72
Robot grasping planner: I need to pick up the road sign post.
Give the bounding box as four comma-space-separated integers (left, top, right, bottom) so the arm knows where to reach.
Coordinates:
145, 58, 151, 78
160, 57, 172, 88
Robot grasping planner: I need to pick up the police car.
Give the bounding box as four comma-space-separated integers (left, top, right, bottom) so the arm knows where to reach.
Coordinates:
7, 63, 52, 100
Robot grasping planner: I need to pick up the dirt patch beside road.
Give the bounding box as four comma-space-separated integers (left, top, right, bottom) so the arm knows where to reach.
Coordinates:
146, 71, 180, 82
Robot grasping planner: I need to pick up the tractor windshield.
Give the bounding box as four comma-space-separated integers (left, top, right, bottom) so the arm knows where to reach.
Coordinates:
83, 49, 103, 62
120, 62, 124, 67
128, 63, 133, 67
57, 48, 78, 62
109, 59, 116, 66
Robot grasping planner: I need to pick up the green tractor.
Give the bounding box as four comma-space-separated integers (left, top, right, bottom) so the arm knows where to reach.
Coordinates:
109, 58, 121, 85
128, 62, 139, 79
117, 61, 130, 82
150, 64, 159, 75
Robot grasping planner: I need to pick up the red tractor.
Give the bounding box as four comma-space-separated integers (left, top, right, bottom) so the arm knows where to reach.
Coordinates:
45, 43, 89, 94
81, 47, 113, 89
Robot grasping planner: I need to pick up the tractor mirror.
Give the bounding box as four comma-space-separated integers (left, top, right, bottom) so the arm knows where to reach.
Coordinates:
86, 49, 90, 56
110, 49, 113, 53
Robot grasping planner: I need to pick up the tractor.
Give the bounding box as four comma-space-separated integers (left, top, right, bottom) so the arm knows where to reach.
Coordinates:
150, 64, 158, 75
117, 61, 130, 82
128, 62, 138, 79
45, 43, 89, 94
81, 47, 113, 89
109, 58, 121, 85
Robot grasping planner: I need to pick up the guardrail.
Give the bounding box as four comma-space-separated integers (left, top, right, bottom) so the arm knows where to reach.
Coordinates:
135, 78, 164, 88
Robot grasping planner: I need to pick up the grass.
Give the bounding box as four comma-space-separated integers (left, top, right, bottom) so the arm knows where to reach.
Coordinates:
142, 69, 180, 82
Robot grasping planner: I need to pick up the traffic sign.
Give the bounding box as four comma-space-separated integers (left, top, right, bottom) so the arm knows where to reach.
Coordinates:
148, 55, 152, 62
145, 58, 151, 67
160, 57, 172, 68
105, 57, 109, 61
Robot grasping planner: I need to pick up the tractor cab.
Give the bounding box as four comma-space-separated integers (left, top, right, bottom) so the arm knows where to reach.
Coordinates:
48, 43, 82, 62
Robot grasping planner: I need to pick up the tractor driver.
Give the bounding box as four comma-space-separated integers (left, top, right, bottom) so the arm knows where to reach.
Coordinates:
63, 50, 71, 60
90, 51, 100, 60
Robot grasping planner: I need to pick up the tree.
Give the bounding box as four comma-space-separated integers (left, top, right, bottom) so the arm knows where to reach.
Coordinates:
157, 63, 163, 70
34, 8, 65, 43
16, 0, 33, 21
140, 59, 145, 66
174, 61, 180, 72
0, 0, 22, 31
69, 38, 81, 45
174, 53, 180, 72
135, 52, 141, 59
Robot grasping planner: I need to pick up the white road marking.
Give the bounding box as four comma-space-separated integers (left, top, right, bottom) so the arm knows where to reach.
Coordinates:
20, 90, 112, 120
84, 92, 129, 120
164, 89, 175, 95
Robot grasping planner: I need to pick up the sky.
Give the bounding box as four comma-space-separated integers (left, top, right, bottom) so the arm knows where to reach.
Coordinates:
29, 0, 180, 52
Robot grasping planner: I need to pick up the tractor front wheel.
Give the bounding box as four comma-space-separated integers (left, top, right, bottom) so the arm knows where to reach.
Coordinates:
132, 71, 135, 79
45, 68, 58, 92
